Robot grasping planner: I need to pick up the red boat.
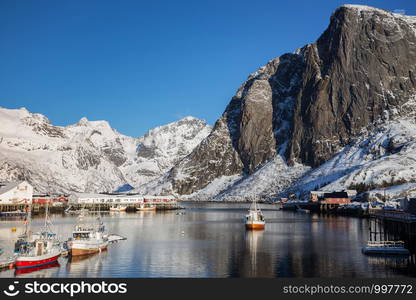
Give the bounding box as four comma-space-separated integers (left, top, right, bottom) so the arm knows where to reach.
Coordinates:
14, 202, 62, 270
15, 237, 61, 269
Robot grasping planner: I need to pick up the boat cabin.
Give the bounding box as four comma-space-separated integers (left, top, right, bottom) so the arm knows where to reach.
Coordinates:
73, 230, 92, 240
246, 211, 264, 222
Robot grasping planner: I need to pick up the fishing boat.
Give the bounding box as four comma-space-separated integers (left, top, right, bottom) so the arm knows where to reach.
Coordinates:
65, 207, 89, 215
362, 240, 410, 256
136, 204, 156, 211
67, 211, 109, 256
245, 198, 265, 230
14, 202, 61, 269
109, 204, 128, 212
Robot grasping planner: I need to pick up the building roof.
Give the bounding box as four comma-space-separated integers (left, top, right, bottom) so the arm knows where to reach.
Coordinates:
70, 193, 176, 200
0, 181, 29, 195
70, 192, 144, 199
323, 191, 349, 198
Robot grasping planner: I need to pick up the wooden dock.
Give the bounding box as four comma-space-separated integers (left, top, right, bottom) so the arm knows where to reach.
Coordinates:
0, 201, 182, 215
67, 202, 181, 212
370, 210, 416, 252
0, 257, 15, 270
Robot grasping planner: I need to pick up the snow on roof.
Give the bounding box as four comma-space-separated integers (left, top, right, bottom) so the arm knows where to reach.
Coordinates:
70, 193, 143, 199
70, 193, 176, 199
0, 181, 29, 195
142, 195, 176, 199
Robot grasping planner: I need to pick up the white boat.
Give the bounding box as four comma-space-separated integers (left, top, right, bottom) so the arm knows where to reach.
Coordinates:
15, 202, 61, 269
362, 240, 410, 256
109, 204, 128, 212
67, 212, 109, 256
136, 204, 156, 211
65, 207, 89, 215
245, 198, 265, 230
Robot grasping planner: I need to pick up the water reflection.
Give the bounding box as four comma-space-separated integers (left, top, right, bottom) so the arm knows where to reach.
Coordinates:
0, 202, 414, 277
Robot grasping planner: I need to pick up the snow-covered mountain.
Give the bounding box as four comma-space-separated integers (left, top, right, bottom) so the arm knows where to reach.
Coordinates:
287, 95, 416, 200
141, 5, 416, 201
127, 116, 212, 189
3, 5, 416, 201
0, 107, 211, 193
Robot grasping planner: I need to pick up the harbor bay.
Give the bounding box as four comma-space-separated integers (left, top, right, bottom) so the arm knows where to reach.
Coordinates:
0, 202, 415, 278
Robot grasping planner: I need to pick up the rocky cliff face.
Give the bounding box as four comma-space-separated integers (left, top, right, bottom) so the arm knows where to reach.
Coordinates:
288, 5, 416, 167
149, 5, 416, 196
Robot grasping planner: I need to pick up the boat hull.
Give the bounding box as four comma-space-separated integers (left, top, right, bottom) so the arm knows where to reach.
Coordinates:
15, 253, 61, 269
15, 262, 59, 275
69, 241, 108, 257
245, 222, 265, 230
362, 247, 410, 256
137, 207, 156, 211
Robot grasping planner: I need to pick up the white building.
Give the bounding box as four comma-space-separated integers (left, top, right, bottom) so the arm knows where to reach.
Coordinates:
68, 193, 177, 205
69, 193, 144, 205
0, 181, 33, 205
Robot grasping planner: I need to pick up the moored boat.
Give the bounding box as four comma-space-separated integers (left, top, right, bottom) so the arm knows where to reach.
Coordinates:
67, 212, 109, 256
362, 240, 410, 256
15, 241, 61, 269
136, 204, 156, 211
15, 203, 61, 269
245, 198, 265, 230
109, 204, 128, 212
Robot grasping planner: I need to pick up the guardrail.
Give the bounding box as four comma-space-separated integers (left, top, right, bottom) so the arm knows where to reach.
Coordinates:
371, 210, 416, 222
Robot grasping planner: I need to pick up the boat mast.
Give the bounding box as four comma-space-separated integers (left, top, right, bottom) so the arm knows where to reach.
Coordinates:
43, 198, 54, 234
24, 193, 32, 237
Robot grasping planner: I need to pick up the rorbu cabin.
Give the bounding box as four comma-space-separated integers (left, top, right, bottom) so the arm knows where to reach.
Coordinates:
321, 191, 351, 205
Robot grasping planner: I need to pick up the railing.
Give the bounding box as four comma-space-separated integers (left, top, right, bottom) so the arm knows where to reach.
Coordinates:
366, 240, 405, 248
371, 210, 416, 222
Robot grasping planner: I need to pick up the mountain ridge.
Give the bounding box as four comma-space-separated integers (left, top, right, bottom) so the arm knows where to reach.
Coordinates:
140, 4, 416, 200
0, 106, 211, 193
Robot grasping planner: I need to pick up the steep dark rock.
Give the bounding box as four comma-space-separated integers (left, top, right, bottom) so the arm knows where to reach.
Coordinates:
287, 6, 416, 167
160, 5, 416, 196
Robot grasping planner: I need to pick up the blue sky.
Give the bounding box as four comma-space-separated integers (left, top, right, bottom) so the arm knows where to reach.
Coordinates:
1, 0, 415, 137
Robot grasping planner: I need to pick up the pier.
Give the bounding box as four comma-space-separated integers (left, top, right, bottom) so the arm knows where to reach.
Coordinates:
370, 210, 416, 252
0, 190, 181, 215
0, 257, 15, 270
67, 202, 181, 212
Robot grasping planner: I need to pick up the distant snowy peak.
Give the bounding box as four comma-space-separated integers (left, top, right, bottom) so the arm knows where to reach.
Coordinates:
133, 116, 212, 178
0, 107, 211, 194
137, 117, 210, 154
0, 107, 65, 139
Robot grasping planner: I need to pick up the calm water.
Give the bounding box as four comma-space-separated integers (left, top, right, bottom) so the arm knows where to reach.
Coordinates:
0, 202, 415, 278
